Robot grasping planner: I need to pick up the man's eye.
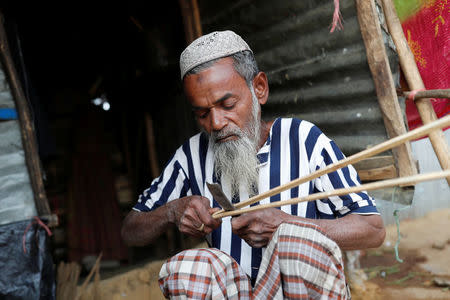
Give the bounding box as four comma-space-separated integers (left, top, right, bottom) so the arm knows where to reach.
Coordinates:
222, 100, 236, 109
197, 111, 209, 119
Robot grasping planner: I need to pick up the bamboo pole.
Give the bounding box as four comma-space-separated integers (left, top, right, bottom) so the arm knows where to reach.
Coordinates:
356, 0, 417, 179
381, 0, 450, 185
404, 89, 450, 100
212, 115, 450, 217
213, 169, 450, 219
0, 12, 51, 215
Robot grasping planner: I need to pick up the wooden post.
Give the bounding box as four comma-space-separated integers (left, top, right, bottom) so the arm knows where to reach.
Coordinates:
179, 0, 203, 44
0, 12, 51, 216
355, 0, 417, 179
144, 113, 160, 179
381, 0, 450, 185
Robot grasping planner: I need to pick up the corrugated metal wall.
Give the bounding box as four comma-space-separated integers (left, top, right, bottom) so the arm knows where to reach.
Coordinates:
0, 62, 37, 225
199, 0, 401, 156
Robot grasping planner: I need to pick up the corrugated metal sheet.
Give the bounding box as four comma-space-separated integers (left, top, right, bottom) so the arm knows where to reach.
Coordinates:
199, 0, 400, 156
0, 62, 37, 225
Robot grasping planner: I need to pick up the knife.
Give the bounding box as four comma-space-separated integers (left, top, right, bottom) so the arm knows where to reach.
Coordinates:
206, 182, 236, 211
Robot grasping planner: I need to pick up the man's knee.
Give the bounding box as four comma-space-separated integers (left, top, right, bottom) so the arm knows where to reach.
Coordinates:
276, 221, 342, 261
273, 221, 347, 296
159, 248, 251, 299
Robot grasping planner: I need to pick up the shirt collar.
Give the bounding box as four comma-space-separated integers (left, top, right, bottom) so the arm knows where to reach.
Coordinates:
257, 118, 279, 167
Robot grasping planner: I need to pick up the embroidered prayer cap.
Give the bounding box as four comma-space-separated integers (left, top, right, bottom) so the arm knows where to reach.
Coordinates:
180, 30, 252, 80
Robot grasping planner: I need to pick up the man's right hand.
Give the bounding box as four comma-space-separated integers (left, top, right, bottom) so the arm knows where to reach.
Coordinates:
168, 196, 222, 237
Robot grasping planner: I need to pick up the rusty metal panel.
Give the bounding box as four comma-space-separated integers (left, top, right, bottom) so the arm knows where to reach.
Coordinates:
199, 0, 401, 156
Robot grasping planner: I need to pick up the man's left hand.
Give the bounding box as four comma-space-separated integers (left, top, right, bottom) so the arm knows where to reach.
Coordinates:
231, 208, 291, 248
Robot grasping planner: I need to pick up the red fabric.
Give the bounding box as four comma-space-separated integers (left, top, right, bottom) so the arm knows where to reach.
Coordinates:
401, 2, 450, 130
67, 109, 128, 263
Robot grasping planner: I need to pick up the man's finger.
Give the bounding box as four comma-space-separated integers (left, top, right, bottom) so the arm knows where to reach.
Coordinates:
194, 198, 221, 228
231, 213, 252, 231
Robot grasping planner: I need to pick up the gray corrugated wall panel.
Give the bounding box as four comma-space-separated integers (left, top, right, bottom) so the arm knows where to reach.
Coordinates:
200, 0, 400, 157
0, 64, 37, 225
201, 0, 333, 34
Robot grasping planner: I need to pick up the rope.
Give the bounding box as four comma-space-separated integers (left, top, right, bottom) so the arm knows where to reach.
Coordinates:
407, 88, 426, 101
391, 187, 410, 263
330, 0, 343, 33
22, 216, 53, 254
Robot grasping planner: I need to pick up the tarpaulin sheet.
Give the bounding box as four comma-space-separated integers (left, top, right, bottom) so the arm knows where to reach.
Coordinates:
0, 219, 55, 299
394, 0, 450, 130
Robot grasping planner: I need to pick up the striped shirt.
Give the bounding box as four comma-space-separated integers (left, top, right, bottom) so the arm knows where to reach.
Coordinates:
134, 118, 378, 281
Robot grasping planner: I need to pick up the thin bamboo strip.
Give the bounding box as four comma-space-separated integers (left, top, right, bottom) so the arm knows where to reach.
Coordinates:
212, 115, 450, 217
213, 169, 450, 219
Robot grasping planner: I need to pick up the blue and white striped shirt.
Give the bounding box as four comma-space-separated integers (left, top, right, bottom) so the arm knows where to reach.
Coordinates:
134, 118, 378, 280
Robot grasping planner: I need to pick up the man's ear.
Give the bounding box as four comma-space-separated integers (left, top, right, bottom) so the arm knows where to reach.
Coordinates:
252, 72, 269, 105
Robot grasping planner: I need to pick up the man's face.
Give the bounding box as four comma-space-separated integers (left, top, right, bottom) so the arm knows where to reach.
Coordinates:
183, 57, 261, 197
183, 57, 256, 143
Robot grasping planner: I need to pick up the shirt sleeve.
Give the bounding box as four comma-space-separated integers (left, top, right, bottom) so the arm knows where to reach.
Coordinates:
311, 132, 379, 217
133, 148, 191, 212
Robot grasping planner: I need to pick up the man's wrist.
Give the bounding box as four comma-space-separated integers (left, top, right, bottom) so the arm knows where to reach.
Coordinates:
165, 201, 176, 224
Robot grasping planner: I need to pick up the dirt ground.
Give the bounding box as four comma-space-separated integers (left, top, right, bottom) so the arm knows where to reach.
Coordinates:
76, 209, 450, 299
352, 208, 450, 300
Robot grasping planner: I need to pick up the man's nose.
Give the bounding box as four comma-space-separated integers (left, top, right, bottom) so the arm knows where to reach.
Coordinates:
210, 108, 227, 131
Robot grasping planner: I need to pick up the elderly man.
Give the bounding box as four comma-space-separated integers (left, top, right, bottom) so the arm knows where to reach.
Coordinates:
121, 30, 385, 299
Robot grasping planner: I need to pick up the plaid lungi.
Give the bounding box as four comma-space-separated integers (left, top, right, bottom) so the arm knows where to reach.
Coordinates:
159, 221, 349, 299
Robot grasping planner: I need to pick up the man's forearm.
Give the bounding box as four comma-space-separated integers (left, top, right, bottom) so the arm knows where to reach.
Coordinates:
283, 213, 386, 250
121, 196, 221, 247
121, 205, 174, 247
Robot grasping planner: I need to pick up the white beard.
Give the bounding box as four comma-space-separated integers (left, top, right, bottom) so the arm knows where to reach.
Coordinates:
210, 88, 261, 198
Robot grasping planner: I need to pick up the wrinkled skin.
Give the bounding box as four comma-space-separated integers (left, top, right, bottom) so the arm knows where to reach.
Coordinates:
231, 208, 287, 248
169, 195, 221, 237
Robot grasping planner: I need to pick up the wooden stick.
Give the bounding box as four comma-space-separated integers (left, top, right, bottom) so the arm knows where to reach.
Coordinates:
76, 252, 102, 300
213, 169, 450, 219
0, 12, 51, 215
212, 115, 450, 217
404, 89, 450, 100
381, 0, 450, 185
356, 0, 417, 179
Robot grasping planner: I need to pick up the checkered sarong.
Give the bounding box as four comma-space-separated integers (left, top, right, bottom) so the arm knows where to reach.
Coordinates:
159, 221, 349, 299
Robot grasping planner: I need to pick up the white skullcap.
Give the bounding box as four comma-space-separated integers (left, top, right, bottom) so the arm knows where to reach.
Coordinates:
179, 30, 252, 80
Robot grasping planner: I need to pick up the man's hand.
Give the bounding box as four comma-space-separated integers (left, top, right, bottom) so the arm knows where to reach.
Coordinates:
231, 208, 291, 248
168, 195, 222, 237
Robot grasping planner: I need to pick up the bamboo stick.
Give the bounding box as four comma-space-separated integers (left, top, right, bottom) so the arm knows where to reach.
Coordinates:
212, 115, 450, 217
404, 89, 450, 100
213, 169, 450, 219
381, 0, 450, 185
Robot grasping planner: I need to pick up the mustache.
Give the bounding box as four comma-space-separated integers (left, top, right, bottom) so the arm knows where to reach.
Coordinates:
211, 126, 243, 141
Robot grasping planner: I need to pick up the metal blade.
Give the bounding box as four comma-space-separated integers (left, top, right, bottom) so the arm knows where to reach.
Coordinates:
206, 182, 235, 211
